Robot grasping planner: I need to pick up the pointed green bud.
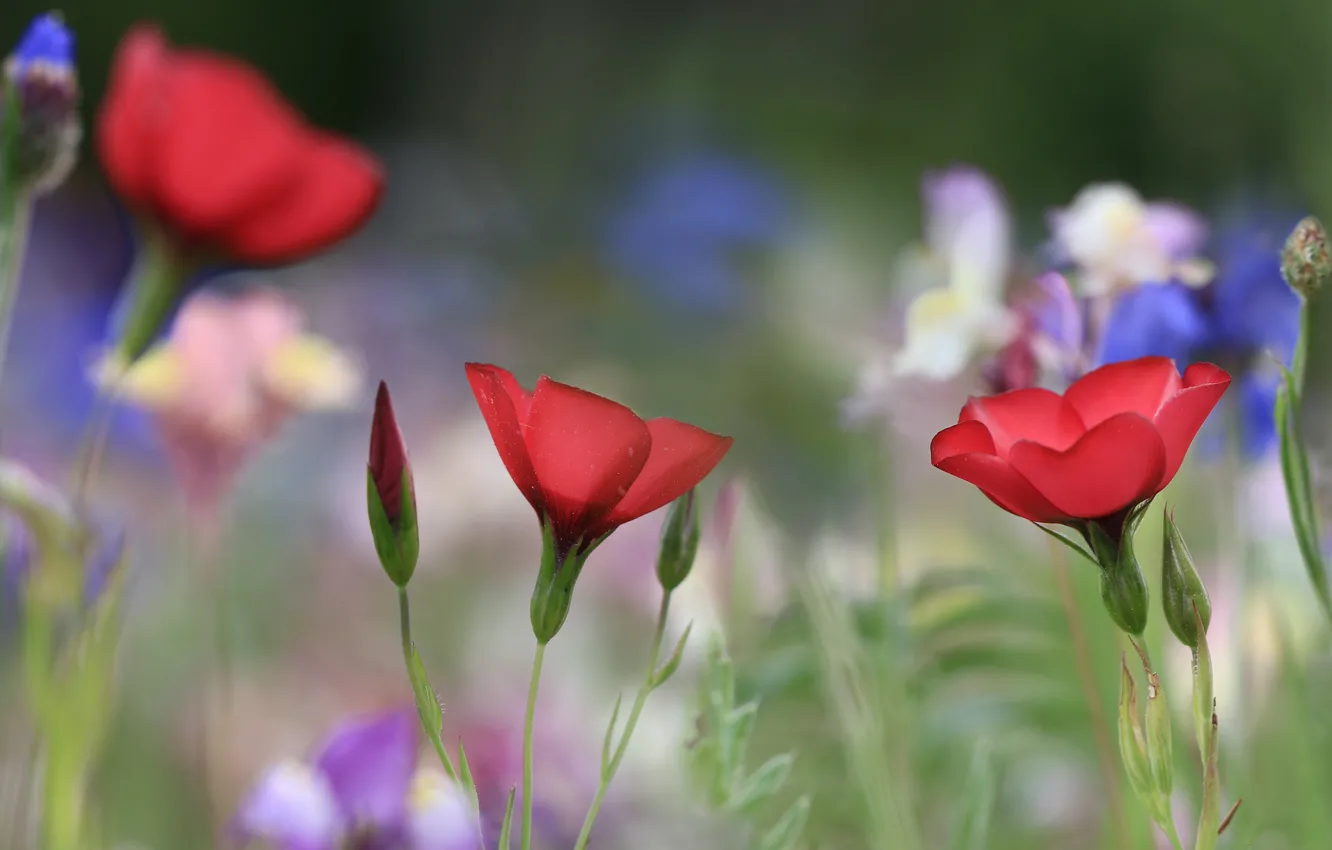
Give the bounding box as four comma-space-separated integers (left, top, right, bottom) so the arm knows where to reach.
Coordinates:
1089, 521, 1149, 635
1282, 216, 1331, 299
367, 382, 419, 587
1161, 509, 1210, 649
656, 490, 701, 592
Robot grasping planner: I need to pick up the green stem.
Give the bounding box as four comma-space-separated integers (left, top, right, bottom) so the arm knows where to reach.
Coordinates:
0, 190, 31, 389
41, 750, 85, 850
519, 641, 546, 850
1165, 819, 1187, 850
398, 585, 413, 663
572, 594, 672, 850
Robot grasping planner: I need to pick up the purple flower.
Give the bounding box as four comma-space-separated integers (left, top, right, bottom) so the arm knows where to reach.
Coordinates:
232, 709, 482, 850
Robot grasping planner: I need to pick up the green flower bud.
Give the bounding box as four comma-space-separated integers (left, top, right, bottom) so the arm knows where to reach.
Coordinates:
529, 519, 601, 645
1161, 509, 1211, 649
1281, 216, 1331, 299
1089, 520, 1149, 635
656, 490, 701, 592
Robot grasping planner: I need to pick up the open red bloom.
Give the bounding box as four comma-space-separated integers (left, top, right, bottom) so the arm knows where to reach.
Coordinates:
466, 363, 734, 554
931, 357, 1231, 526
96, 25, 383, 265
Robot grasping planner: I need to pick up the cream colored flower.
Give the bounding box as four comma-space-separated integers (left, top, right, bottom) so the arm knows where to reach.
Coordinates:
891, 167, 1019, 380
1049, 183, 1213, 297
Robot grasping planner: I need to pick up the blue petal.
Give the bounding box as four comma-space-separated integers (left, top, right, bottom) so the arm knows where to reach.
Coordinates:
1239, 372, 1281, 459
1209, 220, 1302, 360
1096, 283, 1208, 367
602, 151, 793, 311
313, 708, 419, 834
9, 13, 74, 73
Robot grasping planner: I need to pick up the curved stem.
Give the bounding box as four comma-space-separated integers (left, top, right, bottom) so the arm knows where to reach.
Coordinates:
572, 594, 672, 850
519, 641, 546, 850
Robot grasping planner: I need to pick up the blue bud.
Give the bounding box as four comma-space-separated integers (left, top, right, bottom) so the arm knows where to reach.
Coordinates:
10, 13, 75, 75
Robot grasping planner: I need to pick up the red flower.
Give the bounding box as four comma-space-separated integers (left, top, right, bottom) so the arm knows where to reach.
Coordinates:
931, 357, 1230, 530
466, 363, 734, 555
96, 25, 383, 265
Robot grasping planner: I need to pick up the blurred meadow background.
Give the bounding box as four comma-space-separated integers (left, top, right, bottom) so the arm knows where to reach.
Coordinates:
5, 0, 1332, 848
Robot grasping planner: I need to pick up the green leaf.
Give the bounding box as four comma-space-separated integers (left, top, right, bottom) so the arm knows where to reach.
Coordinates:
408, 644, 443, 738
950, 740, 996, 850
497, 786, 516, 850
724, 702, 760, 789
407, 645, 458, 781
651, 621, 694, 688
1033, 523, 1097, 566
1275, 367, 1330, 616
730, 753, 795, 814
458, 740, 482, 823
757, 795, 811, 850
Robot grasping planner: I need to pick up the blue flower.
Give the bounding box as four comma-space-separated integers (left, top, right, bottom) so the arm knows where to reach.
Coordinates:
8, 13, 74, 74
602, 152, 792, 312
1097, 217, 1303, 459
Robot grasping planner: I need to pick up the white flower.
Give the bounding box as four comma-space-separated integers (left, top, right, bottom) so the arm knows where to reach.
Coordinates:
891, 167, 1019, 380
1049, 183, 1212, 296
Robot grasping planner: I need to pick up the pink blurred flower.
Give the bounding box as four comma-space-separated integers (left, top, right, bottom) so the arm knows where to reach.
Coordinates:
97, 287, 361, 520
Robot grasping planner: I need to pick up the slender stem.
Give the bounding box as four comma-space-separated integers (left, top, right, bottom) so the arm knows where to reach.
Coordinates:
398, 585, 412, 662
572, 594, 672, 850
519, 641, 546, 850
1046, 539, 1132, 850
0, 191, 31, 390
69, 391, 117, 513
1165, 819, 1186, 850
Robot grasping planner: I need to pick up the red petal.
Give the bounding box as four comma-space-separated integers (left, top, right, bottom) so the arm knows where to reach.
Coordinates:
1064, 356, 1181, 428
96, 25, 171, 210
221, 133, 384, 264
932, 421, 1069, 522
597, 418, 734, 532
931, 417, 997, 462
523, 377, 651, 543
154, 51, 308, 235
959, 388, 1084, 459
1153, 362, 1232, 487
1008, 412, 1166, 519
465, 363, 543, 514
369, 381, 409, 520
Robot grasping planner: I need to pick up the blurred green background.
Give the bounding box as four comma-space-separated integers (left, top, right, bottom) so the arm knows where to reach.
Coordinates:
4, 1, 1332, 849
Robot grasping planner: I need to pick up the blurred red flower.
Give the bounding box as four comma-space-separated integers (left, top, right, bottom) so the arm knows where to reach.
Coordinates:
931, 356, 1230, 530
465, 363, 734, 556
96, 24, 383, 264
